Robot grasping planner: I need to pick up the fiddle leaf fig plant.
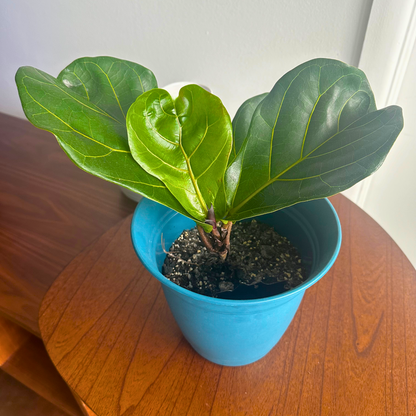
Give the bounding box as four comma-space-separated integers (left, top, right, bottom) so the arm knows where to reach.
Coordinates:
16, 56, 403, 260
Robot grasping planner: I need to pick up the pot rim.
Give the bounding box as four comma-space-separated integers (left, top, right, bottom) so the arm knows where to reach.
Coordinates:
131, 198, 342, 306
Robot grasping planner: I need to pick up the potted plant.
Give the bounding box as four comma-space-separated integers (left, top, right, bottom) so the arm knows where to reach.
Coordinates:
16, 56, 403, 366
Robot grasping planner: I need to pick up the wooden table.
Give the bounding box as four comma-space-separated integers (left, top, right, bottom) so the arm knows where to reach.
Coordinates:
38, 195, 416, 415
1, 112, 416, 415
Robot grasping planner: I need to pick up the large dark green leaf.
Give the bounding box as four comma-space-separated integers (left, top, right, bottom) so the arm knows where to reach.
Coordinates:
230, 92, 267, 164
15, 58, 190, 217
127, 85, 233, 221
215, 92, 267, 216
222, 58, 403, 221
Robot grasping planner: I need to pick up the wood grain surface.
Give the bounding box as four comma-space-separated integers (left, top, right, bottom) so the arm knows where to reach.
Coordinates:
0, 113, 136, 334
0, 370, 70, 416
39, 194, 416, 416
0, 315, 31, 366
2, 335, 84, 416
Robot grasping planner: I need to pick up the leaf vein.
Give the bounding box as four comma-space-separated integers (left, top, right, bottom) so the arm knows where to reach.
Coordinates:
29, 70, 120, 123
71, 70, 90, 100
195, 137, 230, 181
83, 61, 126, 119
188, 115, 209, 159
123, 61, 145, 92
131, 128, 187, 173
22, 83, 129, 153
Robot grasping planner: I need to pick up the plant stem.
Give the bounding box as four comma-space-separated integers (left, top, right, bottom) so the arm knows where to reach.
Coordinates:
197, 225, 215, 253
197, 221, 233, 260
196, 205, 233, 259
223, 221, 232, 253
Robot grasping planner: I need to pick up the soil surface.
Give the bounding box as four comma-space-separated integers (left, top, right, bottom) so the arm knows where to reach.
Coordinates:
162, 220, 306, 299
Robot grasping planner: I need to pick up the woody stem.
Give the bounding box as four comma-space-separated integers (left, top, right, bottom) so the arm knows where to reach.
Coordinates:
197, 225, 216, 253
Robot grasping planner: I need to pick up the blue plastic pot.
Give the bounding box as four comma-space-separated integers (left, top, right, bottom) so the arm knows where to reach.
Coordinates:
131, 198, 341, 366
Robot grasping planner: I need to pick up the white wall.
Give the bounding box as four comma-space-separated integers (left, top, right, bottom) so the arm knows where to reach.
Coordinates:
341, 0, 416, 268
1, 0, 373, 119
360, 39, 416, 267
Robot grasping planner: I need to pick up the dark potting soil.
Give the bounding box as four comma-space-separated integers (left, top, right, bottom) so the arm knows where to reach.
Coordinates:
162, 220, 306, 299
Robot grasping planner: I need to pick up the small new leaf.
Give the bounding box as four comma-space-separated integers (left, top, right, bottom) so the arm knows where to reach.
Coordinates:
127, 85, 233, 221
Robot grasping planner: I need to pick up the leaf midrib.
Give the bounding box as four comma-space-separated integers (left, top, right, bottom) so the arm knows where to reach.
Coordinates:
82, 61, 126, 119
176, 90, 207, 214
178, 123, 208, 215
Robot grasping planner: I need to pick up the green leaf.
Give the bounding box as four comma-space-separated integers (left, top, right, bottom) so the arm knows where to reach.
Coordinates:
215, 92, 267, 218
127, 85, 233, 221
224, 58, 404, 221
230, 92, 267, 164
15, 58, 191, 218
57, 56, 157, 123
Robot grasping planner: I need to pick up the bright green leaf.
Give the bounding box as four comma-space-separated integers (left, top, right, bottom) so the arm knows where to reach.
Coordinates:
224, 58, 404, 221
127, 85, 233, 221
15, 58, 190, 218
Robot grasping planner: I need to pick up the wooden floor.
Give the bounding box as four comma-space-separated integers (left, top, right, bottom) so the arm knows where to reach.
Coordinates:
0, 370, 69, 416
